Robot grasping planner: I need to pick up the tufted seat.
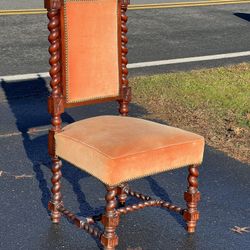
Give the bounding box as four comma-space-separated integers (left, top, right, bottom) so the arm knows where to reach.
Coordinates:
55, 116, 205, 185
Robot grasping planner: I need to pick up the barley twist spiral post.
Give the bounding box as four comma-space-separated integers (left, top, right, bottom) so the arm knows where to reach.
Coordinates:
184, 164, 200, 233
47, 7, 63, 223
48, 9, 62, 130
117, 199, 184, 215
101, 186, 119, 250
119, 1, 130, 116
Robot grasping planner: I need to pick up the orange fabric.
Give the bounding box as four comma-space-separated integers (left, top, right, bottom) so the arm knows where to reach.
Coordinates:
55, 116, 205, 185
62, 0, 120, 103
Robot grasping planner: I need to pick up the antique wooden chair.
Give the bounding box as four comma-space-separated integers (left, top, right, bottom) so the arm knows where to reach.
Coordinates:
45, 0, 205, 249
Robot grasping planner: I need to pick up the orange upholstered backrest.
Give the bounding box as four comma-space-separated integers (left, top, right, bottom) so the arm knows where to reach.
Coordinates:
60, 0, 121, 106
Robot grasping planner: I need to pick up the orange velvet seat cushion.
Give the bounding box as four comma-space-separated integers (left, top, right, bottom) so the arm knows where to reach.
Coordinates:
55, 116, 205, 185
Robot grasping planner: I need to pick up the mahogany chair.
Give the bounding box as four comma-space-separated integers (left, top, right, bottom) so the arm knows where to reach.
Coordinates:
45, 0, 205, 249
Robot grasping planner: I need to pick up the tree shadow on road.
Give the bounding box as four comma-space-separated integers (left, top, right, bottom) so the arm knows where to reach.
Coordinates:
234, 13, 250, 22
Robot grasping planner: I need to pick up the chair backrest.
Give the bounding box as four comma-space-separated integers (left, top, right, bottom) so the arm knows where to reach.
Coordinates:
61, 0, 121, 106
45, 0, 130, 156
45, 0, 130, 109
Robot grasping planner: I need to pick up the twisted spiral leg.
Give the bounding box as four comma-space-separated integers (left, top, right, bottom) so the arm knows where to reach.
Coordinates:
48, 10, 62, 130
119, 4, 130, 116
128, 189, 151, 201
101, 186, 120, 250
48, 10, 61, 97
47, 8, 63, 224
50, 157, 63, 223
183, 164, 201, 233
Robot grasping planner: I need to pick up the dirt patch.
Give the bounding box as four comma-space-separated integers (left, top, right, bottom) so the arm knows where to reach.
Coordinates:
134, 100, 250, 164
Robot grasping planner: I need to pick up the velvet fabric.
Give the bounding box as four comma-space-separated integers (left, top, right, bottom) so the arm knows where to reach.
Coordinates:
55, 116, 205, 185
61, 0, 120, 103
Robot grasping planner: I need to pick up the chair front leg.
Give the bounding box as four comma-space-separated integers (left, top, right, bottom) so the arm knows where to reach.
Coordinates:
101, 185, 120, 250
183, 164, 201, 233
49, 156, 63, 223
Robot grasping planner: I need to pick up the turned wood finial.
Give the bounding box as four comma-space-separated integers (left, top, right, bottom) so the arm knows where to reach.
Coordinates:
44, 0, 62, 10
121, 0, 130, 6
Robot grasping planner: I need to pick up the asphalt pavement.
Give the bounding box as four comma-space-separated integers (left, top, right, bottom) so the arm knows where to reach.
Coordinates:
1, 3, 250, 76
0, 0, 209, 10
0, 1, 250, 250
0, 78, 250, 250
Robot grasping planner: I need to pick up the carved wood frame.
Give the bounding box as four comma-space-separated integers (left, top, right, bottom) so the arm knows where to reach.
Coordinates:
45, 0, 200, 249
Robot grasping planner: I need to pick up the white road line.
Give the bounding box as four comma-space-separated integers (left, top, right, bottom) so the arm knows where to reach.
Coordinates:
0, 127, 49, 138
0, 72, 50, 82
1, 51, 250, 82
127, 51, 250, 68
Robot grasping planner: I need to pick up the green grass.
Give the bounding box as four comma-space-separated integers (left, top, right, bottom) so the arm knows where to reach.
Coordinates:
131, 63, 250, 127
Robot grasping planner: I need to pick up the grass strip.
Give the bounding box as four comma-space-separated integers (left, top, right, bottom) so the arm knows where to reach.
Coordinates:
132, 63, 250, 128
131, 63, 250, 163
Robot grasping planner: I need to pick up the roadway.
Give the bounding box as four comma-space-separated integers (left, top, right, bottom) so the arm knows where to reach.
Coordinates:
0, 1, 250, 77
1, 0, 247, 10
0, 2, 250, 249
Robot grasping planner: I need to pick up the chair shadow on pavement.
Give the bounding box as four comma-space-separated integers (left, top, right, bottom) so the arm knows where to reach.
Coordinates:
1, 77, 186, 247
146, 176, 186, 229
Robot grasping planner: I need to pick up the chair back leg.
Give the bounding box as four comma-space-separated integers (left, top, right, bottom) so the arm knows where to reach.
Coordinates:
117, 183, 129, 207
